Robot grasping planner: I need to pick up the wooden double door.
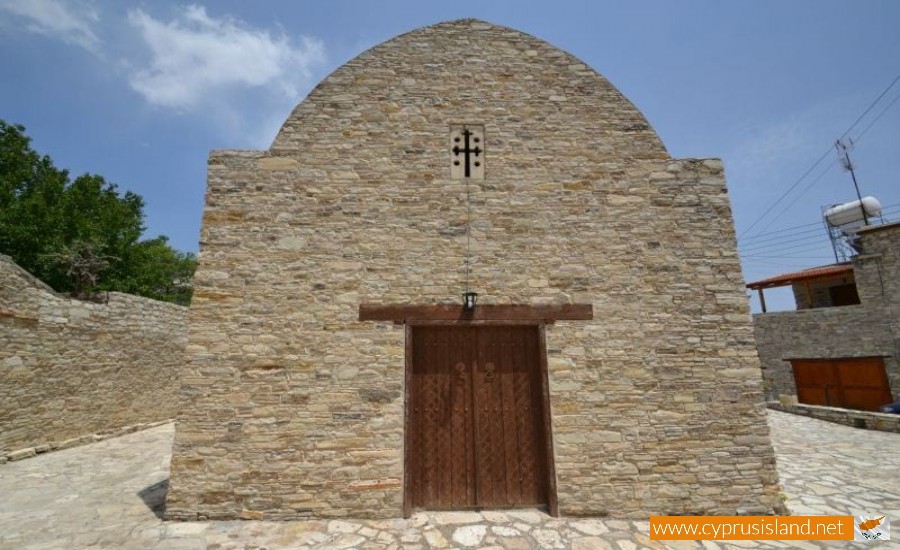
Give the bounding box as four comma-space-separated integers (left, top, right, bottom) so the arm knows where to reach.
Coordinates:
791, 357, 893, 411
406, 325, 553, 512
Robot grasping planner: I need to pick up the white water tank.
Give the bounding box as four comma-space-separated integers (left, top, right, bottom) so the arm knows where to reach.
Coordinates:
824, 196, 881, 227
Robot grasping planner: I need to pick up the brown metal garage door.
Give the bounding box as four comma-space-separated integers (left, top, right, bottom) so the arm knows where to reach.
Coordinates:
406, 325, 550, 512
790, 357, 892, 411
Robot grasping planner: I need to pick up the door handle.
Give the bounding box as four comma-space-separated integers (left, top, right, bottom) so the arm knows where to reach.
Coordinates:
485, 362, 496, 382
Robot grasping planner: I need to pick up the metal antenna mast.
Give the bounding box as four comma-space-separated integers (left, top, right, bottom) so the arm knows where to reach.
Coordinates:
835, 138, 868, 225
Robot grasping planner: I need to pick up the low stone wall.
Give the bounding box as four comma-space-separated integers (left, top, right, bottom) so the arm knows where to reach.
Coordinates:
768, 402, 900, 433
0, 255, 188, 461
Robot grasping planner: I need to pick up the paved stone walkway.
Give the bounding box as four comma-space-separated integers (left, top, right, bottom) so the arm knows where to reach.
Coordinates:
0, 410, 898, 549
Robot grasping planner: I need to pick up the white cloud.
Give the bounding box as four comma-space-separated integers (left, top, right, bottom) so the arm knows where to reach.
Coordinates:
728, 94, 860, 186
730, 117, 820, 184
0, 0, 100, 52
127, 5, 325, 111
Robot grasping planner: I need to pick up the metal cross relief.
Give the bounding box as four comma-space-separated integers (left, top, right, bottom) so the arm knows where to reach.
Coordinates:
453, 129, 481, 177
450, 125, 485, 179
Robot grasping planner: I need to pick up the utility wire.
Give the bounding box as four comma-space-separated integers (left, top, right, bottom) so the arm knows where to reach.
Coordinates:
464, 176, 471, 294
741, 206, 900, 254
739, 226, 823, 246
741, 203, 900, 263
740, 227, 826, 247
747, 257, 834, 265
740, 220, 829, 241
741, 234, 828, 254
746, 256, 832, 262
841, 72, 900, 140
854, 91, 900, 142
738, 71, 900, 240
737, 150, 833, 239
740, 202, 900, 244
745, 256, 836, 261
759, 158, 840, 231
745, 249, 833, 259
744, 240, 834, 256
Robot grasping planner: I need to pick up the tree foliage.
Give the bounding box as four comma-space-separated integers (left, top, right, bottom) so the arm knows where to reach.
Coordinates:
46, 240, 115, 298
0, 120, 195, 305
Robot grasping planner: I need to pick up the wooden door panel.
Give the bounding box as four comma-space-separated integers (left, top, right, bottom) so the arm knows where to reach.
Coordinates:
408, 325, 548, 511
451, 327, 476, 508
409, 327, 475, 509
475, 328, 511, 507
836, 358, 886, 385
791, 360, 837, 388
473, 326, 546, 508
408, 330, 422, 508
841, 388, 891, 411
790, 357, 892, 412
796, 386, 828, 407
792, 360, 839, 406
520, 328, 546, 505
835, 358, 892, 411
450, 353, 474, 507
434, 330, 450, 507
498, 333, 522, 505
474, 355, 500, 506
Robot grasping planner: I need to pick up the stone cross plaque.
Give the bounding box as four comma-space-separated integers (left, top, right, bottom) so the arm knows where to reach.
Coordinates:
450, 125, 485, 179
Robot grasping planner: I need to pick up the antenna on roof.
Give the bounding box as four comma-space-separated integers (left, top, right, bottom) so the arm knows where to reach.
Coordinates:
835, 138, 868, 226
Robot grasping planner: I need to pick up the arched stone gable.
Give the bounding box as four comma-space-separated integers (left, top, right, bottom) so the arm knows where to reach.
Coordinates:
271, 19, 668, 163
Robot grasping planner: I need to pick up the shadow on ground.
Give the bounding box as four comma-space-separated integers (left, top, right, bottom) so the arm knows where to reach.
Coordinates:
138, 479, 168, 519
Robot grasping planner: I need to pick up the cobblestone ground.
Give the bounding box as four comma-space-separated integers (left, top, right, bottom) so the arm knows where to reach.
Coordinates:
0, 410, 898, 549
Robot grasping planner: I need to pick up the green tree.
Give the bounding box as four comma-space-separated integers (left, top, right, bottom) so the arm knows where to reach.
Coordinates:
0, 119, 195, 305
108, 236, 196, 305
0, 120, 69, 282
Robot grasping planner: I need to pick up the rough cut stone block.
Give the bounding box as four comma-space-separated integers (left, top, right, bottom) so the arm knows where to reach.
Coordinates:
8, 448, 36, 461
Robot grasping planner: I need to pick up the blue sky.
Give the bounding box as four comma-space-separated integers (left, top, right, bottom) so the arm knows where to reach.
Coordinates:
2, 0, 899, 311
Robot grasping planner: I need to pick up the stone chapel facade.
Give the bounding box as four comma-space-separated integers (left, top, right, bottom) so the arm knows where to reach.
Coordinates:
166, 19, 783, 520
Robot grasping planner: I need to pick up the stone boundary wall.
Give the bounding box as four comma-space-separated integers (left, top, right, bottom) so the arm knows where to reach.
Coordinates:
752, 306, 897, 401
0, 255, 188, 461
0, 419, 172, 464
768, 402, 900, 434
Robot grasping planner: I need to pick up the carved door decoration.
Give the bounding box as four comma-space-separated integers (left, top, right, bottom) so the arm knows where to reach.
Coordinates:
407, 325, 550, 511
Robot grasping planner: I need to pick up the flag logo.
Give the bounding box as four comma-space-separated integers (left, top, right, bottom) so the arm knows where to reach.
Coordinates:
855, 515, 890, 541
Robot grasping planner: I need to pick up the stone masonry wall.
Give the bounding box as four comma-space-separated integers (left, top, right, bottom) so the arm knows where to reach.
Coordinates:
0, 255, 188, 460
857, 224, 900, 356
753, 307, 897, 400
166, 19, 782, 520
753, 224, 900, 402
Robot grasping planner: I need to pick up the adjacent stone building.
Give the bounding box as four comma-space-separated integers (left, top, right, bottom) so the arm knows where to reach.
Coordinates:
166, 19, 782, 520
750, 222, 900, 408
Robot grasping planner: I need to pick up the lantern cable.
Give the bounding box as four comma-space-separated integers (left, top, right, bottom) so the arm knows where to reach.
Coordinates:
465, 173, 471, 295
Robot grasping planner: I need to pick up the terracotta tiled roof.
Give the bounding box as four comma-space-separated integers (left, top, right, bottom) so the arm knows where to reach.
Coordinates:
746, 263, 854, 290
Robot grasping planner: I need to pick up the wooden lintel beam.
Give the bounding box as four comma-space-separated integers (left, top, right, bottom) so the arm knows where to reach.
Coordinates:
359, 303, 593, 322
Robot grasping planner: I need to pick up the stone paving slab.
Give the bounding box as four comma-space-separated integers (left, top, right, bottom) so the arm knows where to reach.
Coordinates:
0, 410, 898, 549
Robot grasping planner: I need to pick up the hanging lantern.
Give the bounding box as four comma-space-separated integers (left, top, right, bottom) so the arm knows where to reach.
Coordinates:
462, 292, 478, 311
